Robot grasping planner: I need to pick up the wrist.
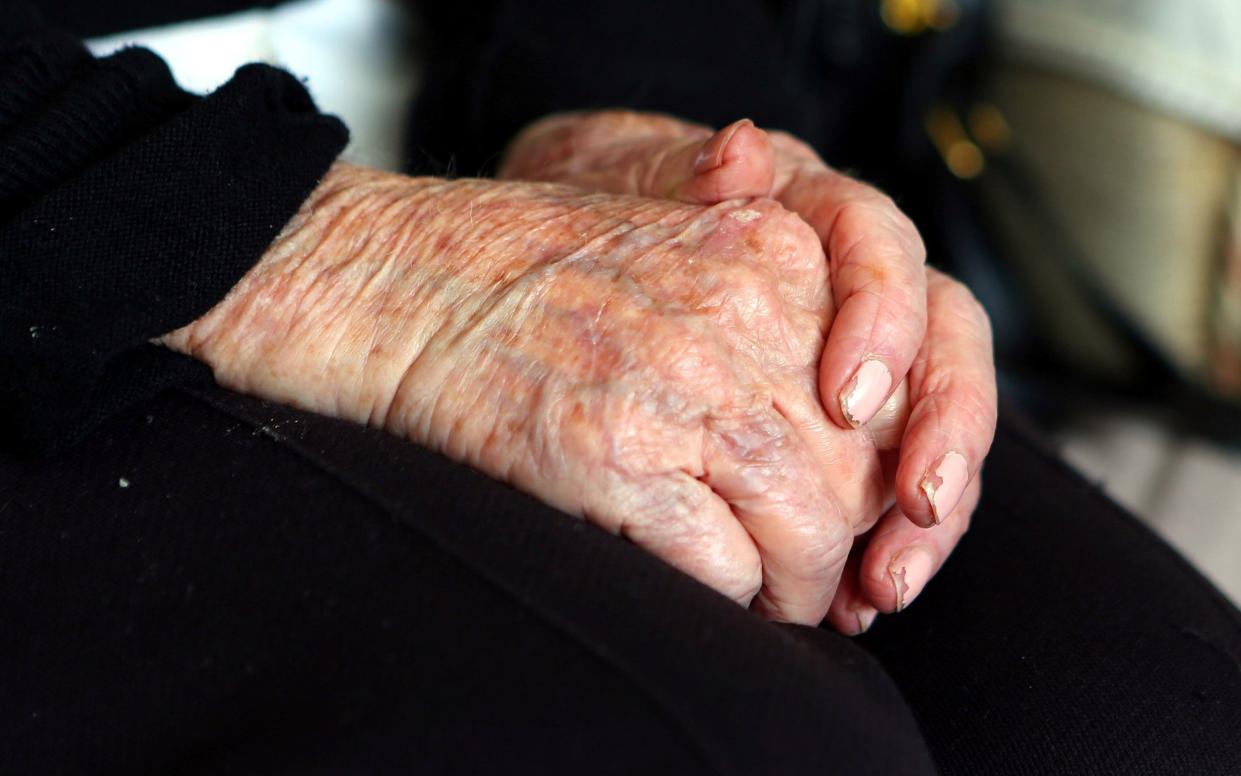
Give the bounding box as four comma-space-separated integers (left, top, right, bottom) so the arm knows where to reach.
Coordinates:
161, 163, 493, 427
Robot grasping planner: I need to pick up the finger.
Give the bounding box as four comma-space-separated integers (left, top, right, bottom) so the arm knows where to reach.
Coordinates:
499, 110, 696, 180
586, 471, 766, 608
700, 407, 853, 625
824, 550, 879, 635
779, 173, 928, 429
668, 118, 775, 203
858, 475, 981, 613
573, 119, 774, 202
864, 377, 911, 452
506, 117, 775, 205
895, 269, 997, 528
771, 383, 889, 537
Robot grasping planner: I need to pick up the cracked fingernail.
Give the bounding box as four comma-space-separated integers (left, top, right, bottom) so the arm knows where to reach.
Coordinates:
839, 358, 892, 427
890, 545, 936, 611
855, 607, 878, 634
921, 451, 969, 524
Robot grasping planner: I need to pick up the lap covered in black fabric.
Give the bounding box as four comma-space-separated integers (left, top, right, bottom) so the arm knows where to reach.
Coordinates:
861, 414, 1241, 775
0, 386, 935, 775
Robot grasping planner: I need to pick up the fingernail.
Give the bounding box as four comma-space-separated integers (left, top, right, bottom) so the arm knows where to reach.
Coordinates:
693, 118, 754, 175
920, 451, 969, 524
854, 606, 878, 635
890, 545, 936, 611
838, 358, 892, 427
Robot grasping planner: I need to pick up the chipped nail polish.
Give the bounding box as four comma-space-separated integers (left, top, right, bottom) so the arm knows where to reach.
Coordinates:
855, 607, 878, 634
839, 358, 892, 427
921, 451, 969, 524
890, 545, 936, 611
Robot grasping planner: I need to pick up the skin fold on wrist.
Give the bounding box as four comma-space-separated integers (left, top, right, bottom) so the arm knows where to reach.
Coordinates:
160, 162, 474, 426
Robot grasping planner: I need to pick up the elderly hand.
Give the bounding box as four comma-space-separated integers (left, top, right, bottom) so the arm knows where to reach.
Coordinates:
163, 162, 909, 626
501, 111, 997, 630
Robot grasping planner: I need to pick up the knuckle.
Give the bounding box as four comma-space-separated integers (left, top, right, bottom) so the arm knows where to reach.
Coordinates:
833, 200, 925, 272
706, 401, 789, 467
707, 265, 793, 344
956, 284, 987, 322
727, 556, 765, 604
629, 479, 763, 604
832, 201, 882, 247
843, 186, 916, 239
654, 324, 723, 381
788, 519, 852, 581
876, 282, 929, 337
775, 211, 823, 260
934, 272, 979, 309
922, 374, 998, 435
731, 263, 776, 297
734, 199, 824, 272
940, 278, 994, 342
645, 327, 738, 410
883, 205, 923, 254
739, 277, 785, 322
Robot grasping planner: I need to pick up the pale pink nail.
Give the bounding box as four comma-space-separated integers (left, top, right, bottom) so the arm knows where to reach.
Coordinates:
693, 118, 753, 175
890, 545, 937, 611
838, 359, 892, 427
854, 607, 878, 634
920, 451, 969, 524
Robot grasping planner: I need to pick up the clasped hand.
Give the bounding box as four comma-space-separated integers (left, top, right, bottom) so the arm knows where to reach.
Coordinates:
163, 112, 996, 632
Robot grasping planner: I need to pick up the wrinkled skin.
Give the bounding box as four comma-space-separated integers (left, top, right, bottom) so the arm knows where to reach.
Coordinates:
164, 165, 901, 625
501, 111, 998, 630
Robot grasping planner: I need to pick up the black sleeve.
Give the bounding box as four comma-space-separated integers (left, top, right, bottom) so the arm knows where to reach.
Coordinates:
0, 2, 349, 453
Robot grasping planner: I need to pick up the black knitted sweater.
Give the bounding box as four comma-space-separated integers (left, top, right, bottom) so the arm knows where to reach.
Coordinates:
0, 0, 348, 452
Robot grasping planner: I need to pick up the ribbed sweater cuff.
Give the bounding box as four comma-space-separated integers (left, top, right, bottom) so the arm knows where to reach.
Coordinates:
1, 14, 349, 452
